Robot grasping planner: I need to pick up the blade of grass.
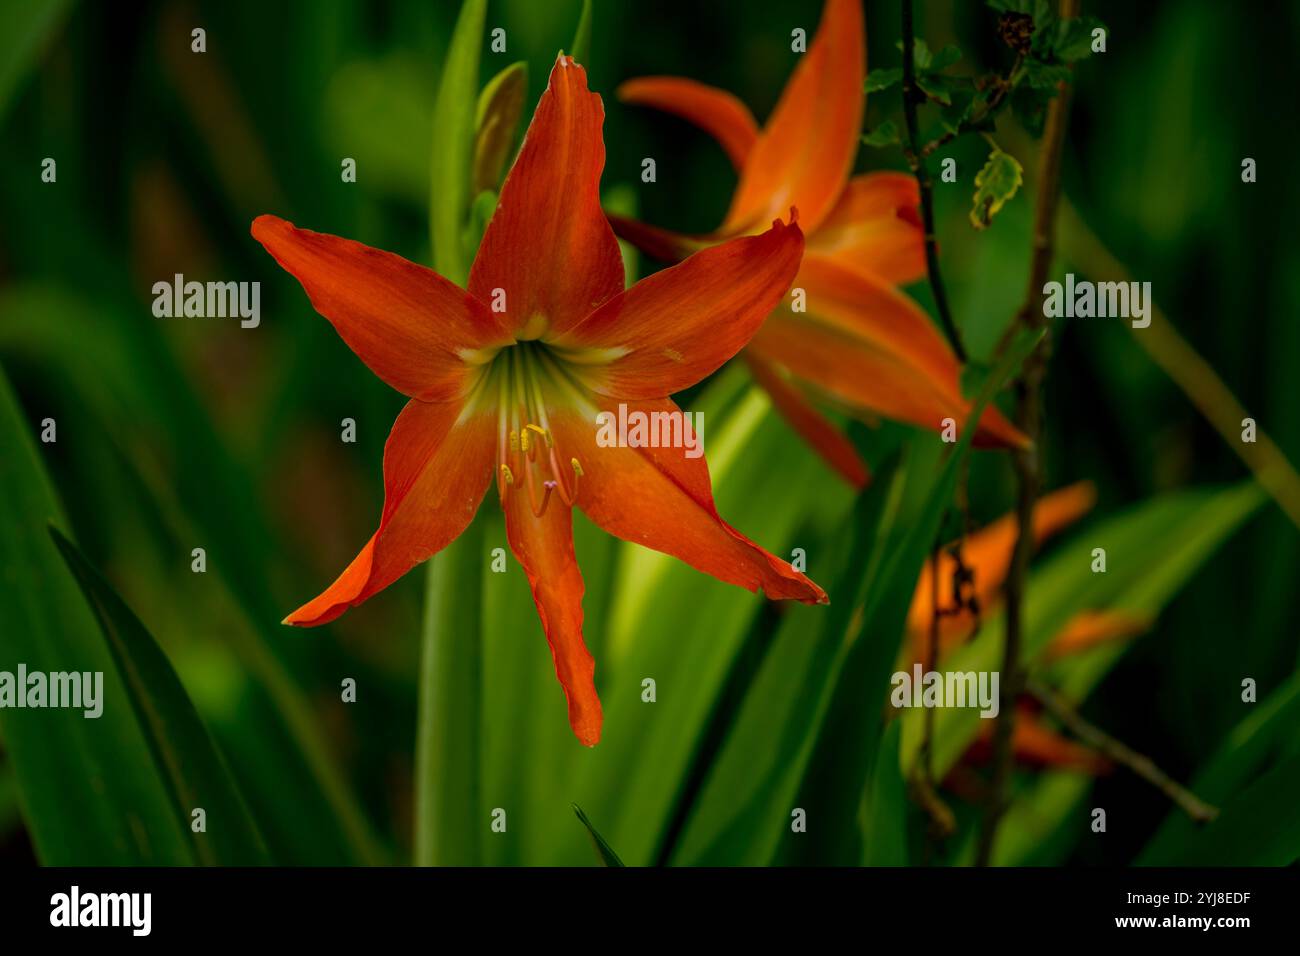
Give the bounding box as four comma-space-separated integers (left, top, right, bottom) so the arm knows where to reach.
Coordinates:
861, 720, 909, 865
49, 527, 271, 865
573, 803, 625, 867
0, 365, 192, 864
0, 285, 385, 864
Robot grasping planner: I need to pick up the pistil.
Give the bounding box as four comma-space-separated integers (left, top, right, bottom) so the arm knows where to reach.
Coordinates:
493, 342, 585, 514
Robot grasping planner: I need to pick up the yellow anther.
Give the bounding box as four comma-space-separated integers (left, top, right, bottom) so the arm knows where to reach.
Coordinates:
509, 430, 520, 453
520, 429, 531, 453
570, 458, 584, 477
524, 423, 551, 447
500, 464, 514, 486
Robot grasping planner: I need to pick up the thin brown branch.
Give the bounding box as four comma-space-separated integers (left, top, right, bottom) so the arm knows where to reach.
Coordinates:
975, 0, 1081, 868
1027, 677, 1219, 823
900, 0, 967, 363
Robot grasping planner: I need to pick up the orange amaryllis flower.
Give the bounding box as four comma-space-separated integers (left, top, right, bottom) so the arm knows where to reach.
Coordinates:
905, 481, 1137, 775
907, 481, 1098, 663
966, 704, 1112, 775
609, 0, 1027, 486
253, 57, 825, 747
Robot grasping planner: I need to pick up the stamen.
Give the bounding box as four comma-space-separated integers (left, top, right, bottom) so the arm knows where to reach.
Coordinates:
500, 464, 514, 486
567, 458, 583, 504
509, 429, 520, 453
524, 423, 551, 447
529, 479, 555, 518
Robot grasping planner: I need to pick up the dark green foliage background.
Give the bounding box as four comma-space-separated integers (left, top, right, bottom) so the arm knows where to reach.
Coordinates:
0, 0, 1295, 866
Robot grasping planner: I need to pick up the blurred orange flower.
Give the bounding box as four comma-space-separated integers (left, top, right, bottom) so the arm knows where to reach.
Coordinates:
253, 57, 825, 746
903, 481, 1149, 773
610, 0, 1028, 487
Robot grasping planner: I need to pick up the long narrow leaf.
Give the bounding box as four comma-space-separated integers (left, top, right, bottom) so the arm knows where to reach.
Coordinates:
49, 528, 271, 865
573, 803, 625, 867
429, 0, 487, 283
416, 515, 487, 865
0, 366, 192, 864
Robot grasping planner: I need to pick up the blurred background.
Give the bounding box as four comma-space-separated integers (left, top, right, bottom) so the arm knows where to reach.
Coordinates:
0, 0, 1296, 867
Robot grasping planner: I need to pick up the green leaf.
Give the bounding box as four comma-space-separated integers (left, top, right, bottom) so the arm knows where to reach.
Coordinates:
865, 67, 902, 93
862, 120, 901, 148
1030, 0, 1055, 35
48, 528, 271, 865
861, 721, 909, 865
573, 804, 625, 867
781, 330, 1041, 865
959, 359, 993, 400
429, 0, 487, 283
1053, 16, 1105, 62
0, 285, 384, 865
902, 37, 933, 71
0, 0, 70, 124
465, 189, 499, 256
900, 482, 1265, 782
969, 148, 1024, 230
415, 513, 487, 866
473, 61, 527, 194
985, 771, 1093, 866
1023, 57, 1072, 90
1010, 83, 1054, 137
533, 370, 852, 866
1140, 750, 1300, 866
928, 44, 962, 72
1139, 672, 1300, 864
0, 365, 192, 864
570, 0, 593, 68
670, 451, 906, 865
939, 86, 978, 135
916, 73, 953, 106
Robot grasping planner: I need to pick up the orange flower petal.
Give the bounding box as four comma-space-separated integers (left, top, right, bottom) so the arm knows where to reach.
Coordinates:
1046, 609, 1153, 660
723, 0, 864, 235
284, 399, 496, 627
806, 172, 927, 286
252, 215, 508, 401
745, 352, 869, 489
752, 256, 1028, 449
965, 706, 1111, 775
606, 212, 707, 263
906, 481, 1098, 639
749, 317, 1025, 454
1011, 712, 1111, 774
556, 216, 803, 399
503, 495, 601, 746
554, 398, 827, 604
617, 76, 759, 171
469, 56, 624, 339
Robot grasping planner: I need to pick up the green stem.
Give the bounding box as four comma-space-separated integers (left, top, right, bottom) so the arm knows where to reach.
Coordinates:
415, 514, 486, 865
